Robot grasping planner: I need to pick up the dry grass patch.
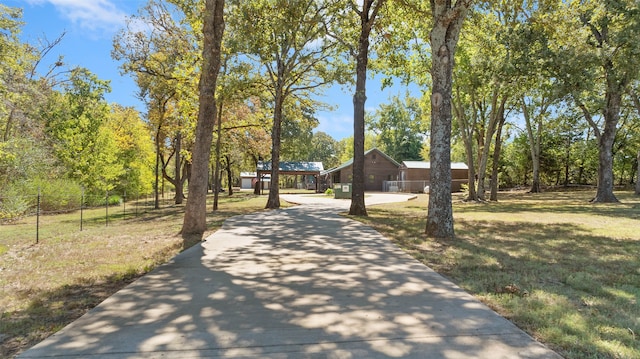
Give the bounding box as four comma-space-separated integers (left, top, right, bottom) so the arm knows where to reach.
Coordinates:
0, 193, 268, 358
359, 190, 640, 359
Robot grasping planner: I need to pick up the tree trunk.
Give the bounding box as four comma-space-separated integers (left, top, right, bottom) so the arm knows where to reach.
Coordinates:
474, 107, 485, 199
522, 97, 541, 193
183, 161, 190, 189
154, 124, 162, 210
426, 2, 472, 239
463, 133, 477, 201
265, 70, 285, 209
452, 93, 476, 201
349, 1, 383, 216
594, 127, 618, 202
252, 156, 260, 195
476, 92, 503, 200
631, 96, 640, 195
490, 109, 506, 201
350, 59, 367, 215
635, 150, 640, 196
181, 0, 225, 237
427, 43, 454, 238
160, 144, 187, 203
564, 137, 571, 187
174, 131, 183, 204
3, 108, 15, 142
213, 100, 223, 211
225, 154, 234, 195
592, 74, 621, 203
593, 121, 618, 201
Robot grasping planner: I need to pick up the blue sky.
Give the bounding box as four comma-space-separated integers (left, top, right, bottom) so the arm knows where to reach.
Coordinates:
9, 0, 421, 141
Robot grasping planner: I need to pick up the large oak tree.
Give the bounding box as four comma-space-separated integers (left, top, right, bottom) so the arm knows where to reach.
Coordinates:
426, 0, 474, 238
228, 0, 340, 209
181, 0, 225, 238
548, 0, 640, 203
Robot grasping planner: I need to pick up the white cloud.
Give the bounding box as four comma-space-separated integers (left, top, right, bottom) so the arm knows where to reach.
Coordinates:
316, 113, 353, 140
28, 0, 128, 33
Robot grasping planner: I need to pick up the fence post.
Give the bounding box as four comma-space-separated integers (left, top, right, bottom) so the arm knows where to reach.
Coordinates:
36, 188, 40, 244
105, 190, 109, 227
80, 188, 84, 231
123, 190, 126, 220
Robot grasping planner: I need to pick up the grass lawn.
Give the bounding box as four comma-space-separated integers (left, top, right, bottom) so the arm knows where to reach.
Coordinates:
357, 190, 640, 359
2, 189, 638, 358
0, 191, 271, 358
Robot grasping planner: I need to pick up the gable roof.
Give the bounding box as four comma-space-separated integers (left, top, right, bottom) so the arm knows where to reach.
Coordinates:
401, 161, 469, 170
322, 148, 400, 175
257, 161, 324, 173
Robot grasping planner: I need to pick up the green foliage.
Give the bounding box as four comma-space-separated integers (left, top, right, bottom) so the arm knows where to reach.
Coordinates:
34, 178, 83, 213
108, 105, 155, 196
1, 4, 50, 146
280, 103, 319, 161
500, 133, 530, 188
612, 111, 640, 186
107, 195, 122, 206
44, 68, 123, 193
0, 138, 57, 191
309, 131, 340, 169
0, 184, 30, 222
324, 188, 334, 196
84, 193, 122, 207
0, 136, 68, 219
0, 177, 84, 219
375, 0, 432, 87
336, 133, 379, 164
369, 93, 428, 163
226, 0, 347, 112
0, 5, 22, 40
112, 0, 197, 204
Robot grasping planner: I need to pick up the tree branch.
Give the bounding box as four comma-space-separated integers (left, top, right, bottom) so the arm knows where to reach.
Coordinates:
630, 87, 640, 117
573, 94, 602, 141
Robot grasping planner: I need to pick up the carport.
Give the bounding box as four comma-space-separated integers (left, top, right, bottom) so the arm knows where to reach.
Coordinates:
256, 161, 324, 193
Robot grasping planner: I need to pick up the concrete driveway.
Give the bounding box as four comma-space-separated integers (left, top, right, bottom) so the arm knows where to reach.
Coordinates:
19, 194, 561, 358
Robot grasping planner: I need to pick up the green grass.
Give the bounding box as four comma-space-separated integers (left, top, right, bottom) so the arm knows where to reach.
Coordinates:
3, 189, 638, 358
358, 190, 640, 359
0, 192, 271, 358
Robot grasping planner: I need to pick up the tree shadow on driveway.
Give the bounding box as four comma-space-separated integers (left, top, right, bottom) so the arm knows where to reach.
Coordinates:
19, 205, 561, 358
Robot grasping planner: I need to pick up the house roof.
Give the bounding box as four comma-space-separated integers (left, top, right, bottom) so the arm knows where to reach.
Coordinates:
322, 148, 400, 175
240, 172, 271, 178
401, 161, 469, 170
257, 161, 324, 174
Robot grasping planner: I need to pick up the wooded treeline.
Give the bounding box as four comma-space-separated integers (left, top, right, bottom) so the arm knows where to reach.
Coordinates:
2, 1, 639, 233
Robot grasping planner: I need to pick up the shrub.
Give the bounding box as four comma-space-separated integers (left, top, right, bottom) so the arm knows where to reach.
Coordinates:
0, 185, 30, 222
34, 178, 83, 213
107, 194, 122, 206
84, 193, 122, 207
